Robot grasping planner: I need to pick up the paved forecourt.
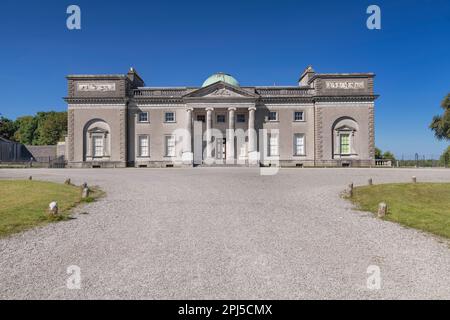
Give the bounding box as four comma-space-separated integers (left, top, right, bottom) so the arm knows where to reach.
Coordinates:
0, 167, 449, 299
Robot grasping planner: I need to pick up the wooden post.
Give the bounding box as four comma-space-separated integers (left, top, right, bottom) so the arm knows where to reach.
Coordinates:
377, 202, 387, 218
368, 178, 373, 186
28, 176, 32, 180
412, 176, 417, 183
348, 183, 354, 197
64, 178, 71, 185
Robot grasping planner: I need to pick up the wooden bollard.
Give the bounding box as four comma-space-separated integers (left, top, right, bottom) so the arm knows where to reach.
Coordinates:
82, 187, 90, 199
64, 178, 71, 185
412, 176, 417, 183
377, 202, 387, 218
368, 178, 373, 186
28, 176, 32, 180
348, 183, 354, 197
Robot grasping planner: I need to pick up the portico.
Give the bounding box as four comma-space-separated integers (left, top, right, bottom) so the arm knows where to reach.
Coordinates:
182, 74, 259, 165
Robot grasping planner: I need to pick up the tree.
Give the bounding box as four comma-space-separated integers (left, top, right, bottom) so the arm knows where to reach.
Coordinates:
430, 93, 450, 140
13, 116, 37, 145
33, 112, 67, 145
382, 151, 396, 161
375, 147, 382, 159
440, 146, 450, 167
0, 116, 17, 140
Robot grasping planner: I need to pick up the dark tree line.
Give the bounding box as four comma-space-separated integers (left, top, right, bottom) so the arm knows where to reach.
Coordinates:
0, 111, 67, 145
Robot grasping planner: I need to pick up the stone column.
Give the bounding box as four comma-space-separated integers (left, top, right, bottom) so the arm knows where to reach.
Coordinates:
182, 107, 193, 164
226, 107, 236, 164
248, 106, 257, 164
206, 107, 214, 161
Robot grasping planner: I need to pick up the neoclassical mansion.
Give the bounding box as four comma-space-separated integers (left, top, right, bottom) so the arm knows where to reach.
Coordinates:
64, 66, 378, 168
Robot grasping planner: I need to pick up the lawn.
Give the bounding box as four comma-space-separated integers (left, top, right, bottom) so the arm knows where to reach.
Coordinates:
349, 183, 450, 239
0, 180, 99, 237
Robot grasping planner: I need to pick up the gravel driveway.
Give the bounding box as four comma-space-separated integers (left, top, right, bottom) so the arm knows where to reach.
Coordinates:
0, 168, 449, 299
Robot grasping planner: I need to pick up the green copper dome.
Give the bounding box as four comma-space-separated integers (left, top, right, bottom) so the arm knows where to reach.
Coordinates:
202, 72, 240, 87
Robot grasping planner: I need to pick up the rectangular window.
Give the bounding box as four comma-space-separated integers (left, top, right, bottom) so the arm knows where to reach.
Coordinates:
197, 115, 205, 123
268, 133, 279, 156
217, 114, 225, 123
294, 134, 305, 155
340, 134, 350, 154
236, 114, 246, 123
165, 112, 175, 123
138, 112, 149, 122
138, 135, 149, 157
165, 135, 176, 157
294, 111, 304, 121
93, 136, 104, 157
268, 111, 278, 121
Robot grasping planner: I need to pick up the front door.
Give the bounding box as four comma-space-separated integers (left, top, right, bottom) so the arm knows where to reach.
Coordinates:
216, 138, 226, 160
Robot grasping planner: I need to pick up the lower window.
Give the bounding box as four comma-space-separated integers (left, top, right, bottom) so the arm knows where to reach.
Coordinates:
165, 135, 176, 157
138, 135, 149, 157
340, 134, 350, 154
294, 134, 305, 155
93, 136, 104, 157
268, 133, 279, 156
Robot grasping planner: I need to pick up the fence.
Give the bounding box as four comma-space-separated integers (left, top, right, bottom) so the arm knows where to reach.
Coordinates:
0, 156, 66, 168
0, 140, 32, 162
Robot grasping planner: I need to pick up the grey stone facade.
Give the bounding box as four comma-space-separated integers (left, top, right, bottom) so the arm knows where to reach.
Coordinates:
64, 66, 378, 168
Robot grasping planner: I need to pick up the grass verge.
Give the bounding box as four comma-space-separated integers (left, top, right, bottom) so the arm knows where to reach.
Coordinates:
0, 180, 102, 237
348, 183, 450, 239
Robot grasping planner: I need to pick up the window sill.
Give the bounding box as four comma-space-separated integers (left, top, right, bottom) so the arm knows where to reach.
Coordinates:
137, 121, 150, 124
164, 121, 177, 124
334, 154, 358, 157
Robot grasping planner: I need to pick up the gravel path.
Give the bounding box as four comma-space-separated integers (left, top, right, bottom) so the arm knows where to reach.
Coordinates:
0, 168, 449, 299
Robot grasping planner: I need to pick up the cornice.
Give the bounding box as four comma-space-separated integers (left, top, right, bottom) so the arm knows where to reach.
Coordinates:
133, 97, 184, 104
313, 95, 379, 102
64, 97, 129, 104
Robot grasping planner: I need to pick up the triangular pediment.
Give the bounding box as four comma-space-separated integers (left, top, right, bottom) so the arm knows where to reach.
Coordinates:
88, 127, 108, 133
183, 81, 258, 99
335, 125, 356, 131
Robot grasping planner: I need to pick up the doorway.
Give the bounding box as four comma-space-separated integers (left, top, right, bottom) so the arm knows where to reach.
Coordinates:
216, 138, 226, 160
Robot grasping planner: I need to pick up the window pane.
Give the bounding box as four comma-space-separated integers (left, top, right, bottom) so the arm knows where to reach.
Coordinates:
237, 114, 245, 123
93, 136, 103, 157
268, 134, 279, 156
165, 112, 174, 122
294, 112, 304, 121
139, 112, 148, 122
340, 134, 350, 154
166, 136, 175, 156
197, 115, 205, 122
217, 115, 225, 123
139, 136, 149, 157
268, 111, 277, 121
295, 134, 304, 155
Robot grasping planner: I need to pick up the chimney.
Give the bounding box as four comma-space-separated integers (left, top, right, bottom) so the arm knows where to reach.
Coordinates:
298, 65, 315, 86
127, 67, 145, 87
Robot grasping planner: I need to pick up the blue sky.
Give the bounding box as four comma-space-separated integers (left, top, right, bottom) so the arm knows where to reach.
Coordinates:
0, 0, 448, 158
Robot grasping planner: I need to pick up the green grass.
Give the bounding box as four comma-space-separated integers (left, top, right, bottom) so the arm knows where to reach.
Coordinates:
349, 183, 450, 239
0, 180, 102, 237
